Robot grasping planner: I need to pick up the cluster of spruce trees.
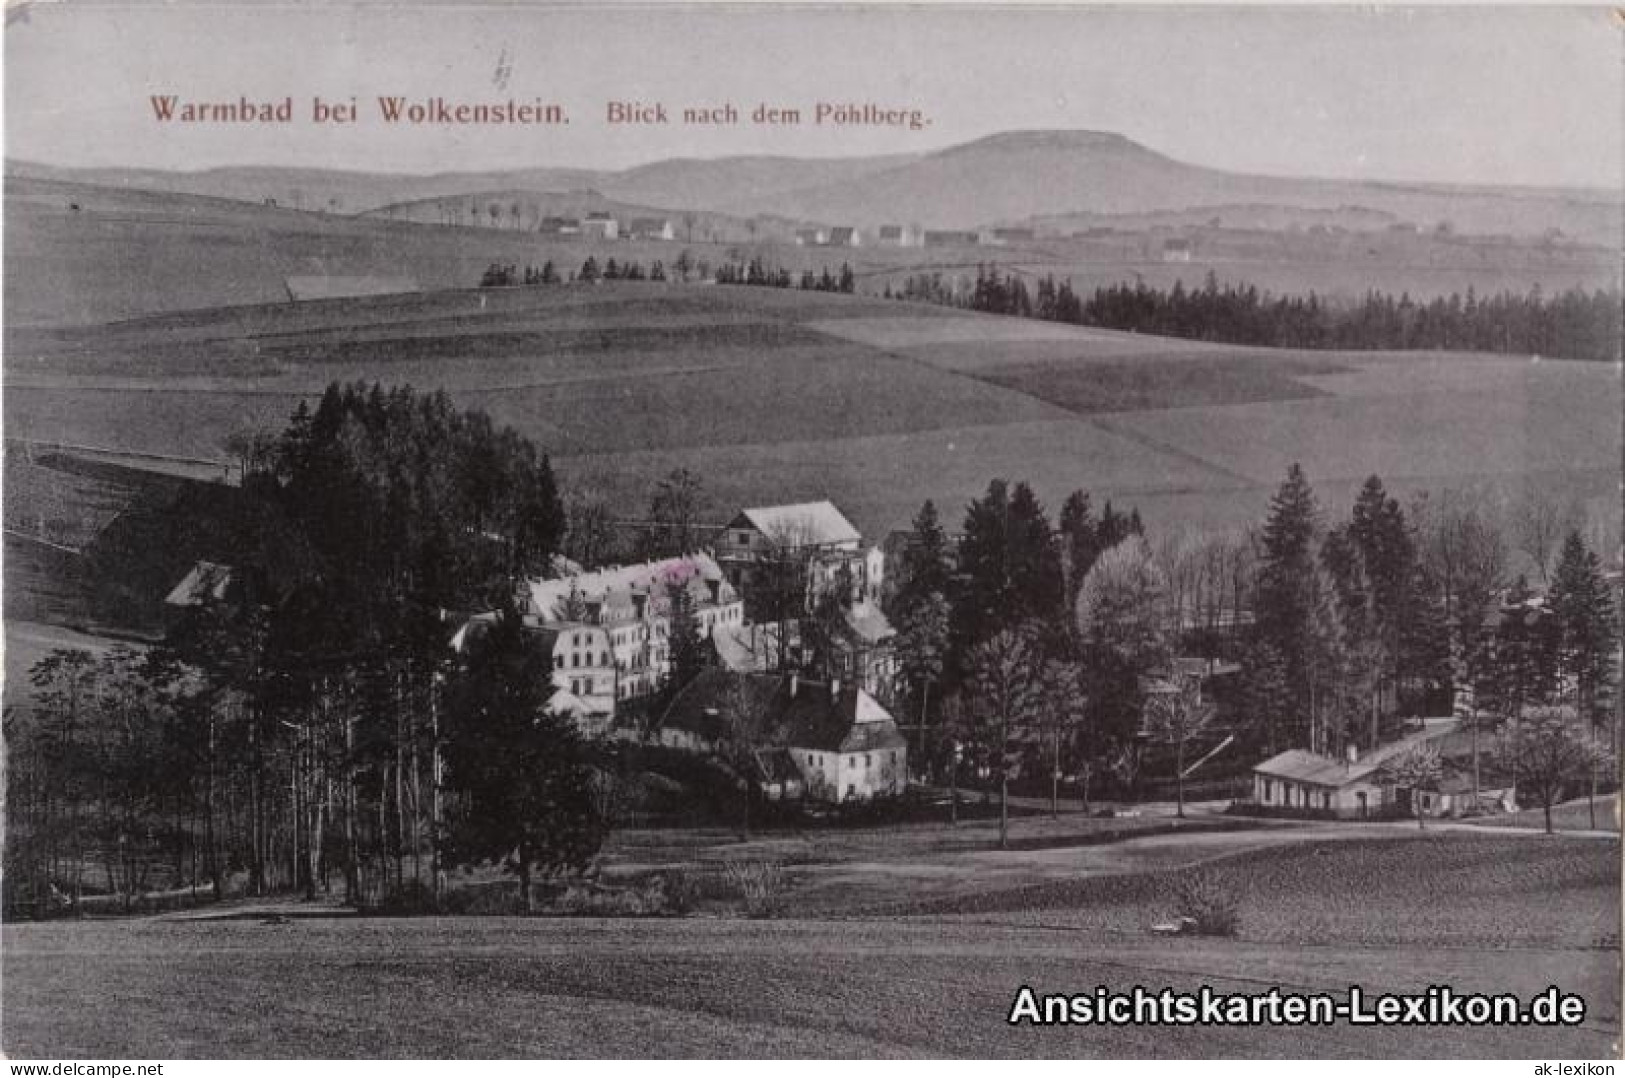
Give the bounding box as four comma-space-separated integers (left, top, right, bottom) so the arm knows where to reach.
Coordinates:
5, 384, 607, 916
887, 266, 1621, 362
1242, 467, 1617, 800
480, 256, 674, 288
885, 485, 1150, 810
884, 466, 1617, 823
714, 256, 856, 294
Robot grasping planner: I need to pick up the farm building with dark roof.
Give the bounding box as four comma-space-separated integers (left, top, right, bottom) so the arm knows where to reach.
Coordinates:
658, 669, 906, 802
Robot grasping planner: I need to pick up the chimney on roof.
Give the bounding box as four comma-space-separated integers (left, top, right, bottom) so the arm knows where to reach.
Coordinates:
1346, 743, 1358, 770
830, 678, 840, 700
790, 673, 799, 698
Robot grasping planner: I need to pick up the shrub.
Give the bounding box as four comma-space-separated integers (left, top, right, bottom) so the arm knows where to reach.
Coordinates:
723, 858, 786, 918
657, 870, 702, 915
440, 881, 528, 916
554, 881, 668, 917
370, 878, 444, 916
557, 884, 626, 916
1171, 871, 1240, 937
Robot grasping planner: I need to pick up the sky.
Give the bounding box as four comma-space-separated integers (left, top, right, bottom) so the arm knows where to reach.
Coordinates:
5, 3, 1622, 188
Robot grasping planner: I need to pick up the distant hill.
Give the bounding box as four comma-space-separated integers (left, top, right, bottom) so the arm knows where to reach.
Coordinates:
13, 128, 1619, 242
603, 151, 918, 211
4, 160, 603, 216
2, 176, 706, 326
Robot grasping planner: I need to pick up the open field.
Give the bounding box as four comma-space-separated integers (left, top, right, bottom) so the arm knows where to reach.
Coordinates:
3, 830, 1616, 1058
890, 834, 1620, 948
1471, 794, 1621, 834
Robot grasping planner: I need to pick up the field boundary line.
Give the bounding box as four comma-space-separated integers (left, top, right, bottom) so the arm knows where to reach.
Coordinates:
1082, 412, 1263, 487
1, 529, 84, 555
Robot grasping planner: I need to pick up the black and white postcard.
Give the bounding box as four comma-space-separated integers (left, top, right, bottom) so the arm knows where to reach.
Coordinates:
2, 1, 1620, 1061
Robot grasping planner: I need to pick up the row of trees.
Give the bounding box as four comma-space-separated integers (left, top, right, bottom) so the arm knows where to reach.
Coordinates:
6, 384, 610, 915
887, 266, 1621, 362
479, 256, 676, 288
714, 257, 856, 294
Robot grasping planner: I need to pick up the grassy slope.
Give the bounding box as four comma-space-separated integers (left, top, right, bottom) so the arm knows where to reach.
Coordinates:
9, 173, 1618, 332
891, 834, 1620, 946
6, 274, 1620, 546
1470, 794, 1621, 834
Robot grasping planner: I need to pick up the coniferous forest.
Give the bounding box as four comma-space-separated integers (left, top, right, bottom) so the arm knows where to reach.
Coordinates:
887, 267, 1622, 362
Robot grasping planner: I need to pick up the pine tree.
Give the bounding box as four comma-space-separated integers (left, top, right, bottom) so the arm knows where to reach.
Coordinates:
664, 580, 709, 699
1548, 531, 1617, 734
1254, 463, 1329, 745
951, 480, 1062, 673
441, 608, 605, 912
891, 500, 953, 620
1058, 490, 1097, 608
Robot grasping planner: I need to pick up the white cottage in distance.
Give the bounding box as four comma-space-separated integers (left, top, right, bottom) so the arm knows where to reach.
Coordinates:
714, 500, 884, 610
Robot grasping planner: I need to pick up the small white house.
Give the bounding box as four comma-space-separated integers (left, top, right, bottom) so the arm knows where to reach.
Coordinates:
581, 212, 620, 240
1252, 748, 1390, 817
659, 670, 907, 803
628, 217, 675, 241
1251, 720, 1508, 819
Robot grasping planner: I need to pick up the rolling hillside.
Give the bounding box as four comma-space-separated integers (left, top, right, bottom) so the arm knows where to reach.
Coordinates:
732, 131, 1622, 239
6, 281, 1618, 553
3, 177, 703, 326
9, 172, 1617, 332
13, 129, 1621, 241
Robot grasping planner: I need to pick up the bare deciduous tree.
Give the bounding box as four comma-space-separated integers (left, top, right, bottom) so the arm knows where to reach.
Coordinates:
1144, 676, 1215, 818
1511, 491, 1582, 586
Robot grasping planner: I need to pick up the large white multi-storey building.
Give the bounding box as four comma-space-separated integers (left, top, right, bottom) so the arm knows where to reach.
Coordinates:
519, 553, 745, 702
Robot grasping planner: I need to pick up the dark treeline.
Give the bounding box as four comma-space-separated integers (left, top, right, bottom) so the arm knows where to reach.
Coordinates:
713, 256, 856, 294
480, 256, 672, 287
886, 266, 1622, 362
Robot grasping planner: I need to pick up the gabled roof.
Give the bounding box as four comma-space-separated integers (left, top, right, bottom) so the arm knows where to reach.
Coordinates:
524, 554, 735, 623
711, 622, 788, 674
546, 688, 591, 718
733, 501, 861, 547
843, 603, 895, 646
1254, 749, 1382, 787
164, 561, 234, 607
1254, 720, 1463, 788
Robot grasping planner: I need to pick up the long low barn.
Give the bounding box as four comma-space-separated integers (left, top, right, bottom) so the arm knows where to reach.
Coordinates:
1252, 720, 1516, 819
